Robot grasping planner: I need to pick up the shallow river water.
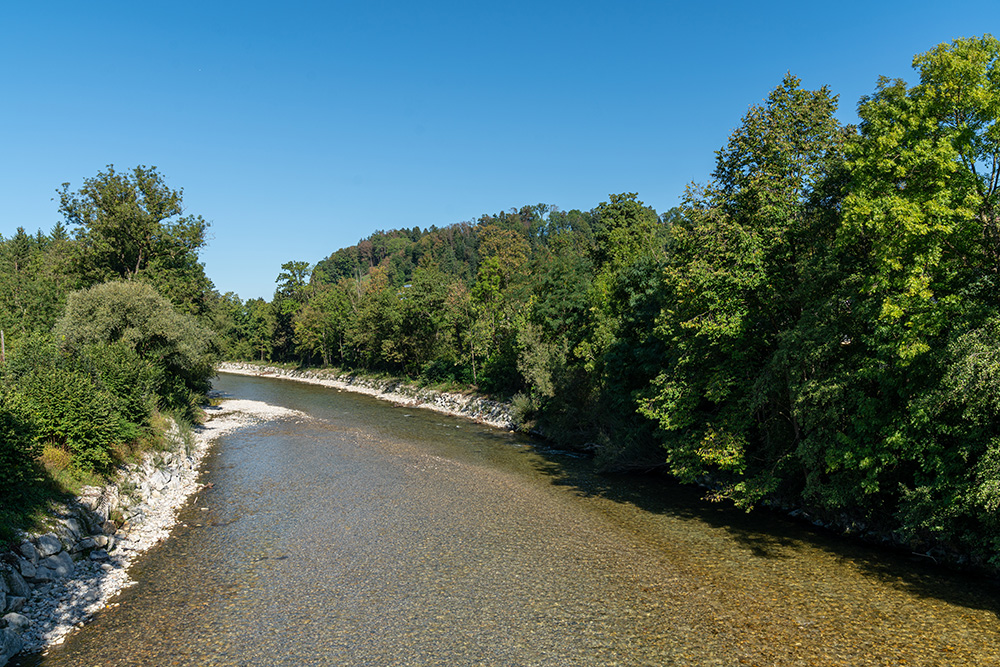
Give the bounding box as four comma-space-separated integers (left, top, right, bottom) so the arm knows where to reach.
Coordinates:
14, 372, 1000, 666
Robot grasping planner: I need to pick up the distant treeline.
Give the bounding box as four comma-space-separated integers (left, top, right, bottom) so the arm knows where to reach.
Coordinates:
3, 36, 1000, 567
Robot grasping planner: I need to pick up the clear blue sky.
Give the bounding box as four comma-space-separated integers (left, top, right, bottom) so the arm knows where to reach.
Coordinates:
2, 1, 997, 300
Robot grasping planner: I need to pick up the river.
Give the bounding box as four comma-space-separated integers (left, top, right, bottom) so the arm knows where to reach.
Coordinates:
13, 371, 1000, 666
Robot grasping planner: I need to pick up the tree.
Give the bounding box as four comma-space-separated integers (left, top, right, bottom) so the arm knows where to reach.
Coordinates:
591, 193, 663, 273
271, 260, 313, 361
59, 165, 212, 313
828, 35, 1000, 561
293, 282, 352, 365
0, 226, 79, 335
641, 74, 849, 505
841, 34, 1000, 361
246, 298, 276, 362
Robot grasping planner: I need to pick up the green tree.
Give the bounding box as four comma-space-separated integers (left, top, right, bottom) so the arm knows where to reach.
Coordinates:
841, 34, 1000, 361
825, 35, 1000, 560
641, 74, 848, 505
59, 165, 212, 313
246, 298, 277, 362
293, 281, 352, 365
0, 226, 79, 335
272, 260, 313, 361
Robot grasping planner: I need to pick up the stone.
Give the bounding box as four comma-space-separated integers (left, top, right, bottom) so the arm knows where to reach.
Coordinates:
16, 559, 35, 581
1, 627, 23, 665
35, 533, 63, 558
0, 594, 4, 617
78, 486, 103, 510
17, 542, 38, 566
150, 469, 170, 491
35, 551, 74, 581
4, 598, 25, 614
57, 517, 84, 541
93, 535, 109, 548
71, 537, 97, 553
2, 569, 31, 599
81, 507, 106, 534
89, 549, 110, 561
1, 614, 29, 633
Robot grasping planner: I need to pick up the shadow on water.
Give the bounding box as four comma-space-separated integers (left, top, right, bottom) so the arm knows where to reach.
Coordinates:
522, 440, 1000, 621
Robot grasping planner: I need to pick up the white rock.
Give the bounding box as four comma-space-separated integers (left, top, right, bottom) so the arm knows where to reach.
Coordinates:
1, 627, 23, 664
2, 613, 30, 633
17, 559, 35, 581
35, 552, 74, 581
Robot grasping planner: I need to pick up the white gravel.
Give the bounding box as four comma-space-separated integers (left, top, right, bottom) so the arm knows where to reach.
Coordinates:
218, 362, 515, 429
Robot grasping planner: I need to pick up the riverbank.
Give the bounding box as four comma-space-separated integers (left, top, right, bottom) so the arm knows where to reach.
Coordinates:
0, 398, 307, 666
216, 362, 515, 430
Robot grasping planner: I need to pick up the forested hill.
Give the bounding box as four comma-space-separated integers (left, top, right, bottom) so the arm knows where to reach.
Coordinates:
3, 35, 1000, 570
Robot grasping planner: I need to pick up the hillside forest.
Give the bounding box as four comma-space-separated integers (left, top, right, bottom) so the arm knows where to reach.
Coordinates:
2, 36, 1000, 568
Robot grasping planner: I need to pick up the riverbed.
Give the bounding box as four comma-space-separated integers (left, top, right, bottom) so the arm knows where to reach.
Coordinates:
14, 371, 1000, 666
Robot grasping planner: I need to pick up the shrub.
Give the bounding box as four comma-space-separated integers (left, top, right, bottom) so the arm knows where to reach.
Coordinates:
17, 366, 124, 472
78, 341, 156, 428
0, 389, 39, 496
56, 281, 216, 416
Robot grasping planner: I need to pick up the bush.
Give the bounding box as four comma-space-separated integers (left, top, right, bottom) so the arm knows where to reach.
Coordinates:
56, 280, 216, 416
78, 341, 156, 428
0, 389, 39, 495
17, 366, 125, 472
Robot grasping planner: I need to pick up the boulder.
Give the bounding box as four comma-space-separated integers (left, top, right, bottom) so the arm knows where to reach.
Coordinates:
78, 485, 103, 511
150, 469, 170, 491
1, 627, 23, 666
17, 542, 38, 566
71, 537, 97, 554
35, 551, 74, 581
0, 614, 29, 633
35, 533, 63, 558
56, 517, 84, 542
16, 560, 35, 581
1, 568, 31, 599
4, 598, 25, 614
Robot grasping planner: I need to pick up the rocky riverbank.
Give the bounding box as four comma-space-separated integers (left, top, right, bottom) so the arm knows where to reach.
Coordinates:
217, 362, 515, 429
0, 398, 307, 666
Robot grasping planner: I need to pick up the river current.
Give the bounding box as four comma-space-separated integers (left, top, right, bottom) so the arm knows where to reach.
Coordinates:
14, 372, 1000, 666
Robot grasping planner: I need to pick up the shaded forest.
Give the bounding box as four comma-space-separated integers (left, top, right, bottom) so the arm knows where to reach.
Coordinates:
4, 35, 1000, 568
